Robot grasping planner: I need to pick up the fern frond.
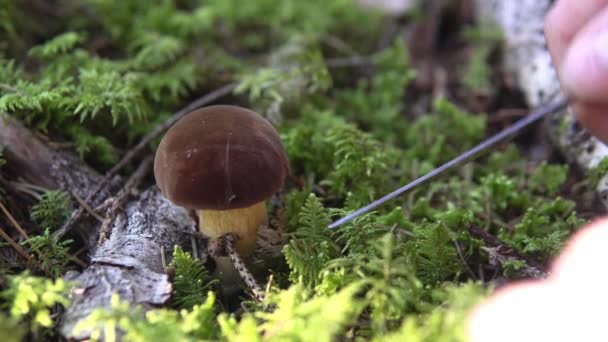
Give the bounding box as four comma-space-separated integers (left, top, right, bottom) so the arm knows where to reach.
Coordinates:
131, 35, 186, 70
166, 7, 215, 38
170, 246, 216, 310
323, 124, 395, 206
137, 57, 199, 102
29, 32, 85, 59
30, 190, 72, 230
283, 194, 340, 287
327, 233, 423, 334
0, 58, 23, 86
0, 79, 71, 117
74, 69, 146, 124
334, 210, 388, 257
22, 229, 73, 278
409, 223, 461, 285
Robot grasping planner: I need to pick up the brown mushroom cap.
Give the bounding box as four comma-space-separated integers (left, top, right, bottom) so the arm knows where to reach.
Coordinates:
154, 105, 289, 210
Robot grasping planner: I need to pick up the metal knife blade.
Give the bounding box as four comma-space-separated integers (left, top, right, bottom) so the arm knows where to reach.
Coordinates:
328, 97, 569, 229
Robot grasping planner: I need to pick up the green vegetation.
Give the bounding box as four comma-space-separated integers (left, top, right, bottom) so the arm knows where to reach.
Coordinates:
460, 21, 503, 96
1, 273, 71, 339
30, 190, 72, 230
0, 0, 590, 341
170, 246, 217, 310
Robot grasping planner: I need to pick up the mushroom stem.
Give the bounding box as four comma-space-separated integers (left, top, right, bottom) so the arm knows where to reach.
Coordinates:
198, 201, 266, 256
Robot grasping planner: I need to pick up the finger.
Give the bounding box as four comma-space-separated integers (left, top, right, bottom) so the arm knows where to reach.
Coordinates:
545, 0, 608, 67
560, 6, 608, 102
467, 281, 564, 342
572, 102, 608, 143
551, 217, 608, 287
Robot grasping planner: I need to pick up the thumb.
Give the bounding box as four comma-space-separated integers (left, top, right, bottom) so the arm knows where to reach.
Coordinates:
561, 8, 608, 103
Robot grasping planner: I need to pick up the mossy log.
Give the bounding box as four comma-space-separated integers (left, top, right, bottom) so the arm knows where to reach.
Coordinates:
0, 114, 195, 338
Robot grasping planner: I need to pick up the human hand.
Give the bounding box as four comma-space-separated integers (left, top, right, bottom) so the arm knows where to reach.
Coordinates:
466, 219, 608, 342
545, 0, 608, 142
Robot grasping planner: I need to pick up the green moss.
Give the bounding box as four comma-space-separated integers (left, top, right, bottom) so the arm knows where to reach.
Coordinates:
334, 39, 415, 143
374, 282, 488, 342
499, 198, 584, 260
528, 162, 569, 196
460, 21, 503, 95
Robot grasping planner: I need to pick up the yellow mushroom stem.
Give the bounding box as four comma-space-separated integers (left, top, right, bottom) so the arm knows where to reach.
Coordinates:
198, 200, 267, 256
198, 201, 266, 291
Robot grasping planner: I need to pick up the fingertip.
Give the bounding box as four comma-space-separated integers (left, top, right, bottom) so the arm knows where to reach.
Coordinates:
545, 0, 608, 68
551, 217, 608, 284
561, 30, 608, 102
545, 2, 570, 66
466, 281, 559, 342
571, 101, 608, 143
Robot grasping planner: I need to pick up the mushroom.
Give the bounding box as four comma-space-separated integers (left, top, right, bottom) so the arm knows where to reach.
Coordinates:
154, 105, 289, 261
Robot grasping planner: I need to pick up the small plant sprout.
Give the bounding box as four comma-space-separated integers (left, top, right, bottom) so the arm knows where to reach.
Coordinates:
154, 105, 288, 277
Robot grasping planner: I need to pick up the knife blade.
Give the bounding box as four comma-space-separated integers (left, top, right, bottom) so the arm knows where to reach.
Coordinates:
328, 97, 569, 229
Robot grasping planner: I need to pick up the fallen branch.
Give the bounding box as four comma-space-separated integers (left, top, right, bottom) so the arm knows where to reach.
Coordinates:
97, 156, 153, 245
0, 114, 197, 339
71, 192, 104, 223
62, 188, 195, 338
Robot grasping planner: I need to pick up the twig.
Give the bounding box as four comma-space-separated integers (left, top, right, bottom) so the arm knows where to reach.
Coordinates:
71, 192, 104, 223
452, 238, 476, 279
0, 226, 32, 261
264, 274, 274, 297
180, 228, 209, 241
0, 83, 18, 92
97, 156, 153, 245
11, 181, 49, 193
321, 35, 361, 56
92, 197, 113, 214
0, 177, 42, 201
191, 236, 199, 260
0, 201, 30, 240
55, 83, 236, 239
0, 226, 51, 275
160, 245, 167, 271
67, 254, 88, 268
55, 202, 96, 239
223, 233, 264, 302
325, 56, 375, 68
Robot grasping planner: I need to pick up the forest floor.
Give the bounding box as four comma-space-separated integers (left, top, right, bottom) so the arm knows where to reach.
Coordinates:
0, 0, 602, 341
